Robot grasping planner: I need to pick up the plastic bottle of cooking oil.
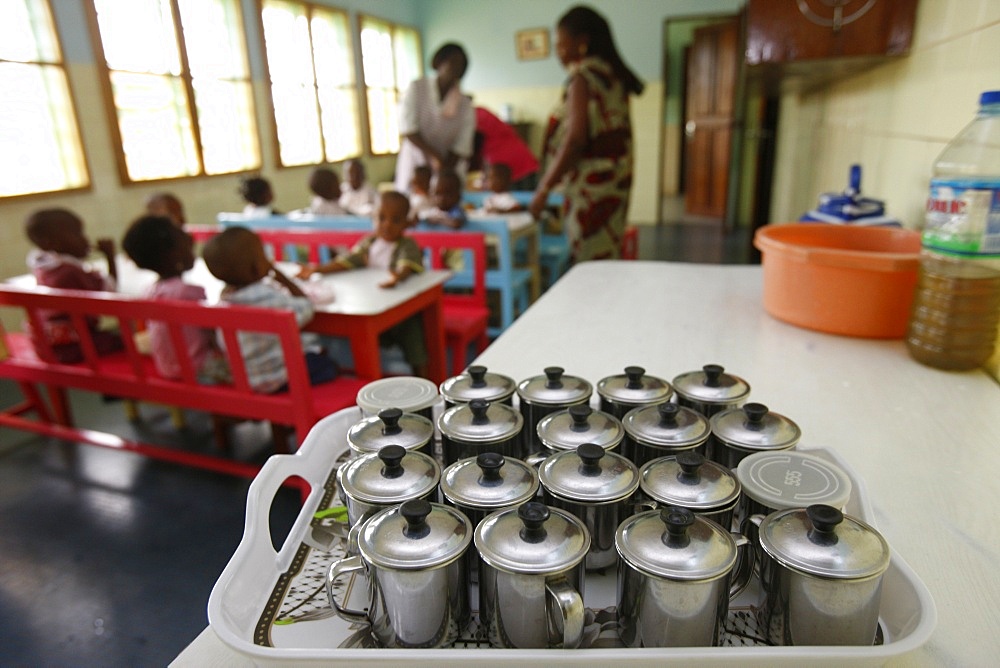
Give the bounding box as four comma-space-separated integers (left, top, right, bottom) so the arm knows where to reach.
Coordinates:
906, 90, 1000, 371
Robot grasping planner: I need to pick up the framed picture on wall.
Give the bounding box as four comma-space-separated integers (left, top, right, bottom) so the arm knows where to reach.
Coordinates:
516, 28, 550, 60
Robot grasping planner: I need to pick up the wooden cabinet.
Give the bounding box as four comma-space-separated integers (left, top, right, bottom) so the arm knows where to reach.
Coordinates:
744, 0, 918, 92
746, 0, 917, 64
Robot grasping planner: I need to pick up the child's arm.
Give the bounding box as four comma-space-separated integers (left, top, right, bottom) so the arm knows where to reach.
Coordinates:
297, 260, 348, 279
268, 262, 307, 298
96, 238, 118, 283
381, 238, 424, 288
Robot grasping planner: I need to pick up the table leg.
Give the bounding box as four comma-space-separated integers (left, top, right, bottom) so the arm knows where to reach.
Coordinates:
421, 287, 446, 383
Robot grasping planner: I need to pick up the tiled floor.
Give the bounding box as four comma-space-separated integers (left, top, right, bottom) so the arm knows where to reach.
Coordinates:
0, 219, 756, 665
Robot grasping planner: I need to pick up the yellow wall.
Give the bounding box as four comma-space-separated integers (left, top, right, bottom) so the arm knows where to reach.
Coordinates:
768, 0, 1000, 379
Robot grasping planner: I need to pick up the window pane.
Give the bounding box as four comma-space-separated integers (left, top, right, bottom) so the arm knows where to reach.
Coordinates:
0, 62, 88, 196
367, 87, 399, 155
312, 10, 352, 87
193, 78, 259, 174
0, 0, 60, 62
360, 20, 394, 88
271, 82, 323, 167
111, 70, 199, 180
393, 27, 420, 90
319, 87, 360, 161
261, 1, 315, 86
179, 0, 249, 79
93, 0, 181, 75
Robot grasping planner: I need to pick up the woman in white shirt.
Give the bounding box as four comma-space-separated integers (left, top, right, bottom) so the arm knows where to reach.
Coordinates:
394, 43, 475, 194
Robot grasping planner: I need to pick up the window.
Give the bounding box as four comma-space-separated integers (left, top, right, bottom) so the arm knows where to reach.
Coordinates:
88, 0, 260, 182
359, 16, 421, 155
0, 0, 89, 197
259, 0, 359, 166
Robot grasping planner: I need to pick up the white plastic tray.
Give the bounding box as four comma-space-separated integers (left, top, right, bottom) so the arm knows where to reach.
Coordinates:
207, 406, 936, 666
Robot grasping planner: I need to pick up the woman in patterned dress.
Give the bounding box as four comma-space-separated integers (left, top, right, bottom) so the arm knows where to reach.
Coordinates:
528, 5, 644, 262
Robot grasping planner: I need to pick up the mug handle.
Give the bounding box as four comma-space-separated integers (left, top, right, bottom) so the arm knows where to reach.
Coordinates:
546, 576, 585, 649
728, 532, 756, 599
326, 555, 368, 624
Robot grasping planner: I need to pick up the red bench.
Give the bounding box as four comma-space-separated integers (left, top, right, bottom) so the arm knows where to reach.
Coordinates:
0, 284, 369, 479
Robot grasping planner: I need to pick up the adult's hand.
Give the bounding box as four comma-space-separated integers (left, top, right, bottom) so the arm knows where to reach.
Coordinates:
528, 189, 549, 220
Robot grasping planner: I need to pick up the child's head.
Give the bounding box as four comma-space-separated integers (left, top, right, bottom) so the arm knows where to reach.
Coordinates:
122, 215, 195, 278
239, 176, 273, 206
24, 208, 90, 258
487, 163, 513, 193
145, 192, 186, 227
433, 170, 462, 211
309, 167, 340, 201
411, 166, 432, 195
202, 226, 270, 288
344, 160, 366, 190
376, 192, 411, 243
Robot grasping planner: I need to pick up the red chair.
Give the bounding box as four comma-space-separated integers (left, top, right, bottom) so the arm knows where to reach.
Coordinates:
410, 231, 491, 376
621, 226, 639, 260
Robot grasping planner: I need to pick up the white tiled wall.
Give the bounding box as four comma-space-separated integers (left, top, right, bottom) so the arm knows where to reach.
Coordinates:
769, 0, 1000, 377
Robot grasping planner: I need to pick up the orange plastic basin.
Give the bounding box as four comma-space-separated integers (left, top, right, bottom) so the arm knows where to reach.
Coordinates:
753, 224, 922, 338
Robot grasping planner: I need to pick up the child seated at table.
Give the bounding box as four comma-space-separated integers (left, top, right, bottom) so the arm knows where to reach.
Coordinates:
121, 215, 228, 383
482, 163, 525, 213
240, 176, 277, 218
408, 165, 434, 224
145, 192, 187, 227
306, 167, 347, 216
296, 191, 428, 377
23, 207, 123, 363
339, 159, 377, 216
424, 170, 467, 229
202, 226, 337, 394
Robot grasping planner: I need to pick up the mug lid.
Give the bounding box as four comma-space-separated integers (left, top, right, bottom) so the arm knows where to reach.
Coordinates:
359, 500, 472, 570
339, 445, 440, 504
671, 364, 750, 405
538, 443, 640, 503
437, 399, 523, 442
537, 404, 624, 452
441, 452, 539, 509
710, 403, 801, 451
736, 450, 852, 510
474, 502, 590, 574
596, 366, 674, 407
346, 408, 434, 454
639, 452, 741, 510
439, 365, 517, 404
616, 507, 738, 580
516, 366, 593, 406
357, 376, 439, 414
622, 402, 711, 448
759, 505, 890, 579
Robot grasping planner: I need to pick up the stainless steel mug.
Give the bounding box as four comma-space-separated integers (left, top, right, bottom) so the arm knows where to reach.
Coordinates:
475, 502, 590, 648
326, 500, 472, 648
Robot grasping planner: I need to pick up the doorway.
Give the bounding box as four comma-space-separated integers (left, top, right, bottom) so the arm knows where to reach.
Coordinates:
661, 13, 778, 235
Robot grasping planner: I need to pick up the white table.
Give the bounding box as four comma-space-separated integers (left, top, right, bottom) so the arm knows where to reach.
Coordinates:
172, 261, 999, 666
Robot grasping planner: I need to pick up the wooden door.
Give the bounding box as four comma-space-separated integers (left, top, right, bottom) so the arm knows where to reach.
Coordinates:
684, 18, 739, 218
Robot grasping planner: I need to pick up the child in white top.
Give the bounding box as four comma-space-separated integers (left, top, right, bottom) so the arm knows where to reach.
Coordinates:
482, 163, 525, 213
339, 160, 377, 216
240, 176, 276, 218
307, 167, 347, 215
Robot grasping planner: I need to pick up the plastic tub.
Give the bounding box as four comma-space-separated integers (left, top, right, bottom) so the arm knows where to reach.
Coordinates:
753, 224, 921, 338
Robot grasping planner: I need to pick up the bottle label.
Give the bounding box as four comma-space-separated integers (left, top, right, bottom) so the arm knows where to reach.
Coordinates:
924, 178, 1000, 257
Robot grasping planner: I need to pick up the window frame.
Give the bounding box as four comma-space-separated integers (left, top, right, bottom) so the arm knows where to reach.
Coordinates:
357, 13, 422, 157
1, 0, 92, 200
256, 0, 362, 169
83, 0, 262, 186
